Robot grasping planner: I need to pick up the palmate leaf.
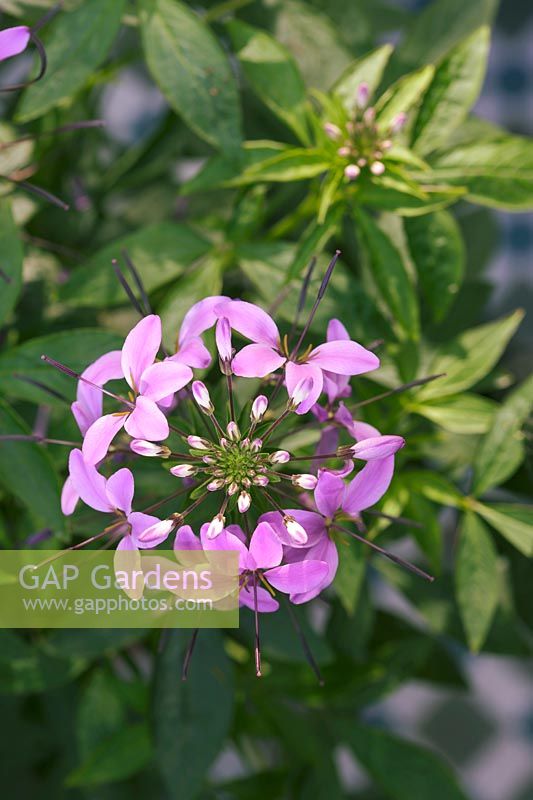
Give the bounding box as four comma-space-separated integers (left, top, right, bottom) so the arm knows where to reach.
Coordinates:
455, 512, 500, 652
17, 0, 126, 122
139, 0, 242, 156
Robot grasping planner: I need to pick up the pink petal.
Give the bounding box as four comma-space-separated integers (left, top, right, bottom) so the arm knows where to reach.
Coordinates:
215, 299, 280, 347
174, 525, 202, 551
129, 512, 169, 547
232, 343, 286, 378
259, 510, 326, 548
285, 362, 323, 414
105, 468, 134, 514
308, 340, 380, 376
240, 583, 279, 613
352, 435, 405, 460
121, 314, 161, 390
179, 295, 229, 343
171, 337, 211, 369
139, 361, 192, 401
71, 401, 94, 438
290, 540, 338, 603
266, 560, 329, 596
350, 420, 381, 440
322, 371, 351, 404
124, 396, 169, 440
248, 522, 283, 570
314, 471, 345, 517
61, 476, 79, 516
68, 449, 111, 513
200, 526, 248, 570
0, 26, 30, 61
116, 534, 138, 552
342, 457, 395, 514
76, 350, 123, 427
327, 318, 349, 342
82, 413, 126, 464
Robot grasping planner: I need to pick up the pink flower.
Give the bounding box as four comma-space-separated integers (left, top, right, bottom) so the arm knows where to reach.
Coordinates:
216, 300, 379, 413
82, 315, 192, 463
65, 449, 168, 552
0, 26, 30, 62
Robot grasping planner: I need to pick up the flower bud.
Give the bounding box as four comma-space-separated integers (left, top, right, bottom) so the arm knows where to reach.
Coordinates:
337, 145, 352, 157
207, 514, 225, 539
291, 473, 318, 490
207, 478, 225, 492
237, 491, 251, 513
390, 112, 407, 134
270, 450, 290, 464
227, 482, 239, 496
226, 421, 240, 441
344, 164, 360, 181
191, 380, 213, 413
253, 475, 269, 486
251, 395, 268, 422
137, 518, 175, 545
289, 377, 313, 409
187, 435, 211, 451
170, 464, 198, 478
283, 516, 308, 545
370, 161, 385, 176
130, 439, 170, 458
250, 438, 262, 452
363, 107, 376, 125
323, 122, 342, 140
356, 81, 369, 108
215, 317, 232, 362
351, 435, 405, 460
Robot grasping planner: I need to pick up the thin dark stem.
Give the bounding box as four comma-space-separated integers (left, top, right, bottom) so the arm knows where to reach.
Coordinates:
32, 2, 62, 34
364, 509, 423, 529
0, 32, 47, 92
32, 521, 123, 569
40, 355, 134, 408
261, 408, 291, 444
0, 267, 11, 284
13, 373, 71, 404
226, 373, 236, 422
141, 484, 194, 514
289, 452, 341, 462
288, 256, 317, 343
2, 176, 69, 210
284, 599, 324, 686
121, 249, 152, 316
182, 628, 199, 681
112, 259, 145, 317
0, 434, 80, 447
349, 373, 446, 411
332, 523, 434, 582
0, 121, 105, 152
168, 422, 190, 439
253, 578, 262, 677
290, 250, 340, 359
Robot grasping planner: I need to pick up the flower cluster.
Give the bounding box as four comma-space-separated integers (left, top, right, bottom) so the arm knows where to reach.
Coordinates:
42, 255, 431, 676
323, 81, 407, 181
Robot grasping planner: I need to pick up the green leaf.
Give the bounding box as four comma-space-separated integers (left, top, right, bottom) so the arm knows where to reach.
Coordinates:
356, 208, 420, 341
159, 256, 223, 347
334, 539, 366, 615
412, 393, 496, 434
46, 629, 145, 661
472, 373, 533, 496
332, 44, 393, 112
227, 20, 309, 143
455, 512, 500, 652
430, 132, 533, 209
232, 148, 330, 185
0, 630, 83, 693
0, 329, 122, 406
0, 199, 23, 324
403, 471, 464, 509
181, 140, 288, 194
17, 0, 125, 122
339, 721, 469, 800
287, 206, 342, 281
418, 310, 524, 400
405, 493, 442, 573
404, 211, 465, 322
67, 723, 152, 787
59, 223, 211, 308
411, 27, 490, 155
153, 630, 233, 800
0, 399, 64, 536
139, 0, 242, 156
473, 502, 533, 557
375, 66, 435, 129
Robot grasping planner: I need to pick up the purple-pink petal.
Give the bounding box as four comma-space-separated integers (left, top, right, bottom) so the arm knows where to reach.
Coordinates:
232, 343, 286, 378
265, 560, 330, 596
179, 295, 229, 343
171, 337, 211, 369
314, 471, 344, 517
174, 525, 202, 551
0, 26, 30, 62
61, 476, 79, 516
130, 512, 169, 547
75, 350, 123, 429
308, 340, 380, 375
215, 299, 280, 348
342, 457, 395, 514
248, 522, 283, 570
327, 318, 350, 341
121, 314, 161, 390
139, 361, 192, 401
240, 583, 279, 613
290, 539, 338, 603
124, 396, 169, 441
82, 413, 126, 464
352, 435, 405, 460
285, 361, 323, 414
259, 510, 326, 548
68, 449, 112, 513
105, 468, 134, 515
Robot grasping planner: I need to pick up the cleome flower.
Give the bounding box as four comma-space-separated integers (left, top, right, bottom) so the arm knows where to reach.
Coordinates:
40, 252, 433, 679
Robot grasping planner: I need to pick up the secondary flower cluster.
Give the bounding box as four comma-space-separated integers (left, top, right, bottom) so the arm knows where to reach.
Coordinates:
323, 81, 407, 181
53, 280, 410, 624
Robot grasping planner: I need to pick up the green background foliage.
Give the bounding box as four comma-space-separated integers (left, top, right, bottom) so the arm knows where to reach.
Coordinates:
0, 0, 531, 798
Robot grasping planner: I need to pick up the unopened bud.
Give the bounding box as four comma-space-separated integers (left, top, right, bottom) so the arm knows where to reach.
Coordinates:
283, 516, 308, 545
351, 435, 405, 460
191, 380, 213, 413
227, 482, 239, 496
226, 421, 240, 441
251, 395, 268, 422
291, 473, 318, 490
344, 164, 360, 181
253, 475, 269, 486
251, 438, 262, 452
356, 81, 369, 108
370, 161, 385, 176
137, 518, 175, 545
187, 435, 211, 451
207, 479, 225, 492
363, 107, 376, 125
270, 450, 290, 464
237, 491, 251, 513
170, 464, 198, 478
130, 440, 170, 458
390, 112, 407, 134
337, 146, 351, 157
207, 514, 225, 539
323, 122, 342, 140
289, 377, 313, 409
